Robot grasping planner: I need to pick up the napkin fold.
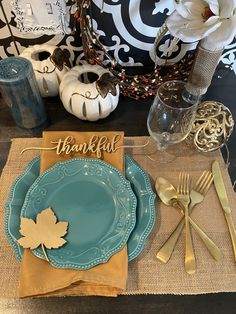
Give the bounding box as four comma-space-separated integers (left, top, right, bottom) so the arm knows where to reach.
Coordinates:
19, 131, 127, 297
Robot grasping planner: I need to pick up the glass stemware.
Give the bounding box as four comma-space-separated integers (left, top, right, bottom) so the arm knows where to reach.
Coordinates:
146, 80, 200, 162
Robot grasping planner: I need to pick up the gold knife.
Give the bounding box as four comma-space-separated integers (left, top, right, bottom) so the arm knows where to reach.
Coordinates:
212, 160, 236, 262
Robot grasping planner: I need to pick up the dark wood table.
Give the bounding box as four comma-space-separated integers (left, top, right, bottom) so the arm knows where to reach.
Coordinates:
0, 71, 236, 313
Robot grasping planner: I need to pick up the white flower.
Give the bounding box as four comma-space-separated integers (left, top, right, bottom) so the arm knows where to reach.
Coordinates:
166, 0, 236, 50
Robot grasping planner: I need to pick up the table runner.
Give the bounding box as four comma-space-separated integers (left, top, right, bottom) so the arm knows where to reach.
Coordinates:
0, 137, 236, 297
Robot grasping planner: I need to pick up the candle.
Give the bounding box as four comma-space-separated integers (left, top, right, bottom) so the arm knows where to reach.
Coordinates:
0, 56, 48, 133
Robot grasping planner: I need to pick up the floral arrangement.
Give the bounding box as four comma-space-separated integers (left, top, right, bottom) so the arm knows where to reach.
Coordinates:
166, 0, 236, 51
166, 0, 236, 95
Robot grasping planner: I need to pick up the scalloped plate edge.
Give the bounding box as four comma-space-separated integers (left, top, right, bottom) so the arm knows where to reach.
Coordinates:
125, 154, 156, 262
4, 156, 40, 261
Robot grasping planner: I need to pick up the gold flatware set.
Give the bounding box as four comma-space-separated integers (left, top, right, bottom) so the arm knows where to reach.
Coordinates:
155, 160, 236, 274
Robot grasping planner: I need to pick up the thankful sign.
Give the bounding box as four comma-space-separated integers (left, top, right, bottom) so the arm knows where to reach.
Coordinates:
21, 134, 123, 158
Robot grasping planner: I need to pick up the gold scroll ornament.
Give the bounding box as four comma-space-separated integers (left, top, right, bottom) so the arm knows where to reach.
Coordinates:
186, 101, 234, 152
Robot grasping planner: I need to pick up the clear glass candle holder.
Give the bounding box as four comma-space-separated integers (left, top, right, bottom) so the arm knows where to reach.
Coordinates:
0, 56, 48, 133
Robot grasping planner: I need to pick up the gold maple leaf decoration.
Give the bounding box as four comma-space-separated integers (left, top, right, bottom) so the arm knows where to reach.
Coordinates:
17, 207, 68, 262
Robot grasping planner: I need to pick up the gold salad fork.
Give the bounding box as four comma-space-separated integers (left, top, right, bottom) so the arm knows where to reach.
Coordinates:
156, 171, 223, 264
177, 173, 196, 274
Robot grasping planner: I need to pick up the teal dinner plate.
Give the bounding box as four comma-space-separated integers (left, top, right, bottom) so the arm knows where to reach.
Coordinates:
125, 154, 156, 261
5, 154, 156, 263
5, 156, 40, 261
20, 158, 137, 270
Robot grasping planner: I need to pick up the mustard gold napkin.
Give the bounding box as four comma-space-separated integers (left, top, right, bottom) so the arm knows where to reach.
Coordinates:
19, 131, 127, 297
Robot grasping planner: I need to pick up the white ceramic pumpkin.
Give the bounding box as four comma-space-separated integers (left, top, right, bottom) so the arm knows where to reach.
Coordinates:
59, 64, 120, 121
20, 44, 71, 97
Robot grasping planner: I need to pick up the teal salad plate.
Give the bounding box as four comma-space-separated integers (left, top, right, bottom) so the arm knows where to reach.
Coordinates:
20, 158, 137, 270
5, 154, 156, 264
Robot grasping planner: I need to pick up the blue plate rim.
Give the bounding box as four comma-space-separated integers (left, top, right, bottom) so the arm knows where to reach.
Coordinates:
125, 154, 156, 261
4, 156, 40, 261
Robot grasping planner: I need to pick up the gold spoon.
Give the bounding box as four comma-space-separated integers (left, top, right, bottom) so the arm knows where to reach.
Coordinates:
155, 177, 223, 263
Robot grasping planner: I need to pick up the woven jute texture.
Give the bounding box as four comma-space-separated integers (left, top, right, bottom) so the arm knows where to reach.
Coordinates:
0, 137, 236, 298
187, 45, 223, 95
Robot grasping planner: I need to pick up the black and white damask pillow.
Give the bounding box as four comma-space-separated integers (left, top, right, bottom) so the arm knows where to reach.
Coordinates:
87, 0, 236, 77
89, 0, 196, 67
0, 0, 235, 78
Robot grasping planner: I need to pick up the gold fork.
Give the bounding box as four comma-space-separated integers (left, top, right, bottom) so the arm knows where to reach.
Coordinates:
177, 172, 196, 274
189, 171, 213, 211
156, 171, 223, 263
188, 172, 223, 261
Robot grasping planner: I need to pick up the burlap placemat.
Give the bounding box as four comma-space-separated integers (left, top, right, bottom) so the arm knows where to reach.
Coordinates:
0, 137, 236, 298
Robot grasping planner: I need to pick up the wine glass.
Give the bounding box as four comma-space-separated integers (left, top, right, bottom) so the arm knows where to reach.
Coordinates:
146, 80, 200, 162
